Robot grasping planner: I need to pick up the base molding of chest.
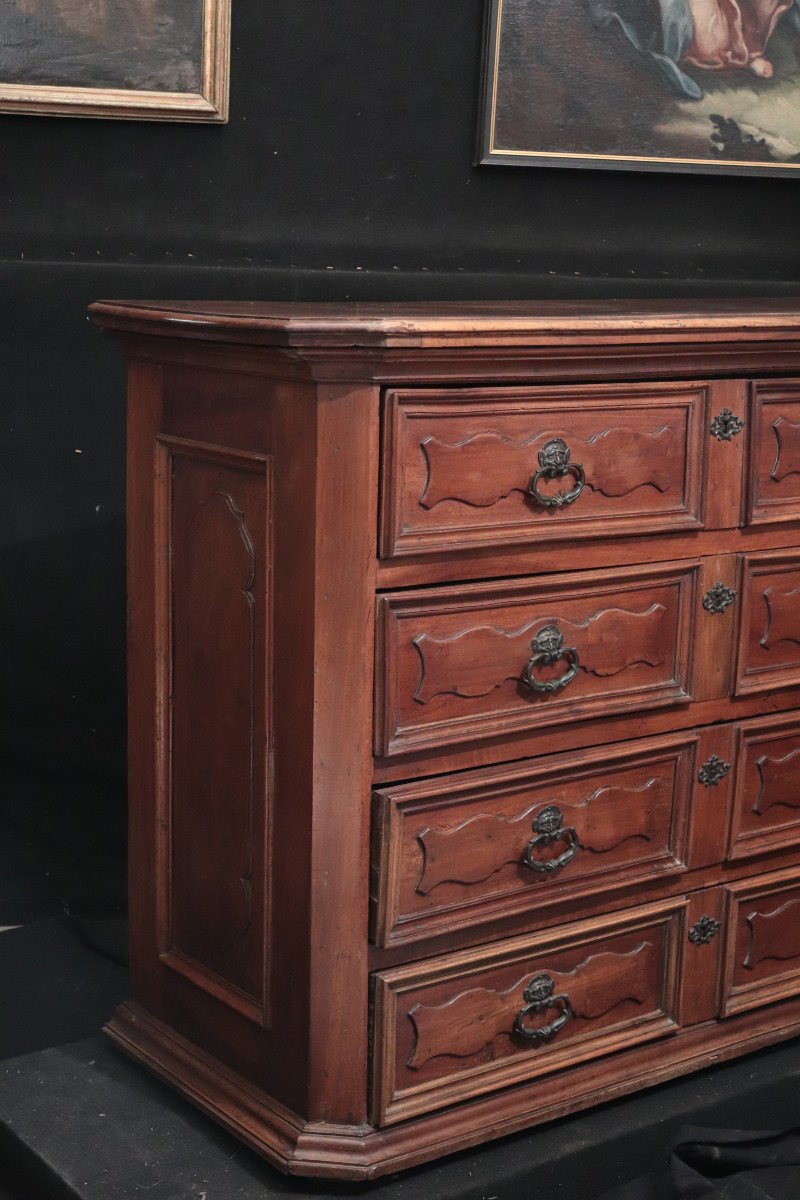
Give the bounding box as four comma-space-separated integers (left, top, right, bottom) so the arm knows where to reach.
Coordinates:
107, 995, 800, 1181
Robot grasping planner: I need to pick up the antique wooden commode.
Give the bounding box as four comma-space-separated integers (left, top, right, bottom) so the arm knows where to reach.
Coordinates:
92, 298, 800, 1179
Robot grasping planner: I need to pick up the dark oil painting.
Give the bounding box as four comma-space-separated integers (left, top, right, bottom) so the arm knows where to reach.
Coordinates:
0, 0, 203, 92
481, 0, 800, 173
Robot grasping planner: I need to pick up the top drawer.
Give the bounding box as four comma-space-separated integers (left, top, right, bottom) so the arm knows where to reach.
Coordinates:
380, 382, 710, 558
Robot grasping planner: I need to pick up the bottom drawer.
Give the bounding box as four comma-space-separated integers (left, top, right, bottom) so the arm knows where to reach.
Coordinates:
721, 866, 800, 1016
370, 897, 686, 1126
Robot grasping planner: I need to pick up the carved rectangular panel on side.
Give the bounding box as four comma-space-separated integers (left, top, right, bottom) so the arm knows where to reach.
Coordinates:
720, 866, 800, 1017
379, 383, 709, 558
372, 731, 698, 948
155, 436, 274, 1027
735, 551, 800, 696
370, 898, 687, 1126
728, 713, 800, 862
375, 561, 699, 758
747, 382, 800, 526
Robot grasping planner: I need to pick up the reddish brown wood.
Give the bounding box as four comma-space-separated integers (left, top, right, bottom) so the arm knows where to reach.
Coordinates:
705, 380, 748, 530
376, 561, 699, 757
372, 731, 697, 947
680, 887, 727, 1026
92, 299, 800, 1181
161, 439, 273, 1024
371, 899, 685, 1126
375, 526, 800, 592
728, 713, 800, 862
89, 297, 800, 352
372, 686, 800, 785
380, 382, 709, 558
107, 340, 379, 1125
687, 723, 736, 870
736, 551, 800, 695
721, 865, 800, 1015
748, 381, 800, 527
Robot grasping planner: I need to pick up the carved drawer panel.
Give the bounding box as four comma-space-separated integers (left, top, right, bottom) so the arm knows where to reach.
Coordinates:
375, 561, 698, 757
728, 714, 800, 862
370, 898, 685, 1125
380, 383, 709, 558
735, 552, 800, 696
747, 382, 800, 527
372, 731, 698, 948
720, 867, 800, 1017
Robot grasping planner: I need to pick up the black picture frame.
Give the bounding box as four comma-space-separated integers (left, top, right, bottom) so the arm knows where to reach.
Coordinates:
479, 0, 800, 176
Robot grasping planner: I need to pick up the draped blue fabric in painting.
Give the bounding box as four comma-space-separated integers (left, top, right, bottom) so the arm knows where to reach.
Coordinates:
587, 0, 800, 98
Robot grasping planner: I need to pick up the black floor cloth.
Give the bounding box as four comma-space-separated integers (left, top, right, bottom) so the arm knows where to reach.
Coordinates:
598, 1126, 800, 1199
3, 1036, 800, 1200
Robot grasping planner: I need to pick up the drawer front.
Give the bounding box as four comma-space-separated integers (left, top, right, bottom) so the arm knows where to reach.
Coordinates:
728, 715, 800, 861
376, 562, 698, 757
735, 552, 800, 695
370, 899, 685, 1125
372, 732, 697, 947
747, 382, 800, 526
721, 868, 800, 1016
380, 383, 709, 557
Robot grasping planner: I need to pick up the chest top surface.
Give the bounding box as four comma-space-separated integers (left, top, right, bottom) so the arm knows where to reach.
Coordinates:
91, 297, 800, 349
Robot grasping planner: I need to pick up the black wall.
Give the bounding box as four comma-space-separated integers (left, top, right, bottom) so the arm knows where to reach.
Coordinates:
2, 0, 800, 918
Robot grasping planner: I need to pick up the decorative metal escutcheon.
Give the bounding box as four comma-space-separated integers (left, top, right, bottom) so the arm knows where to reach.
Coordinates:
523, 805, 580, 874
689, 916, 722, 946
514, 973, 573, 1043
523, 624, 580, 694
698, 755, 731, 787
528, 438, 586, 509
702, 581, 736, 614
710, 409, 745, 442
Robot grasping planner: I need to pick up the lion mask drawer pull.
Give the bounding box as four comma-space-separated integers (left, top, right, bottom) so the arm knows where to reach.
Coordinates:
528, 437, 586, 508
523, 805, 580, 874
514, 973, 574, 1043
523, 624, 580, 694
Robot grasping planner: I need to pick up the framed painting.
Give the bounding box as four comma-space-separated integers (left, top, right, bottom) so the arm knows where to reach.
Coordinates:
480, 0, 800, 175
0, 0, 231, 121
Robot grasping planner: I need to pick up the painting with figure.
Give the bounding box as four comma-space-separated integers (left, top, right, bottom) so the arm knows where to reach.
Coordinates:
480, 0, 800, 173
0, 0, 230, 120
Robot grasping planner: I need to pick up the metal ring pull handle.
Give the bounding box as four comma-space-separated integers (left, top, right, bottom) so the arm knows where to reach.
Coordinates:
514, 973, 573, 1043
523, 624, 580, 694
523, 805, 579, 874
528, 437, 586, 509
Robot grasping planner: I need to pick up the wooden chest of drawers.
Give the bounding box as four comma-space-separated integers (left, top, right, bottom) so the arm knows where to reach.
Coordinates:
91, 298, 800, 1180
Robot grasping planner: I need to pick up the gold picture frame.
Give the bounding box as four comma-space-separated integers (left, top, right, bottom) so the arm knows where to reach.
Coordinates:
0, 0, 231, 122
479, 0, 800, 177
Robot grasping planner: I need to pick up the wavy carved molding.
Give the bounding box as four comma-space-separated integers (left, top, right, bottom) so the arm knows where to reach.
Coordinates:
754, 746, 800, 816
415, 777, 665, 895
407, 943, 652, 1070
419, 426, 673, 511
413, 604, 667, 704
744, 897, 800, 970
760, 585, 800, 652
769, 417, 800, 484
